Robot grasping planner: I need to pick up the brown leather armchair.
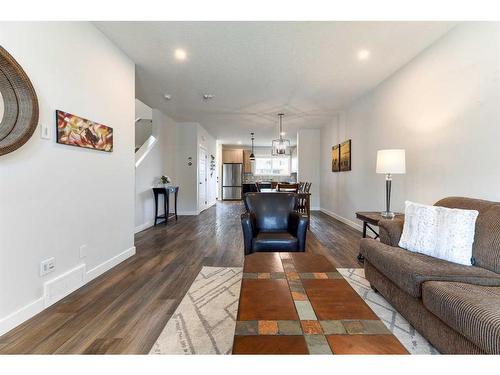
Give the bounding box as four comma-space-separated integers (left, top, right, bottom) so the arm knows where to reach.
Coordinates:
241, 192, 308, 255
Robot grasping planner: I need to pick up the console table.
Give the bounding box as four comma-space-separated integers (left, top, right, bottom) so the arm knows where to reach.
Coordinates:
152, 186, 179, 226
355, 211, 403, 262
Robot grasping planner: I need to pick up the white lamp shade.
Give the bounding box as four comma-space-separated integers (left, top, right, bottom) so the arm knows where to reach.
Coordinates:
376, 149, 406, 174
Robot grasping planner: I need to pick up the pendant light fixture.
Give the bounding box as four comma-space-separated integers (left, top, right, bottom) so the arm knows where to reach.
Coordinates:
249, 132, 256, 162
271, 113, 291, 156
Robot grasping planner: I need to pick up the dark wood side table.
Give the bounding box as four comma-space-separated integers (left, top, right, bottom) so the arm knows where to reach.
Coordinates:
153, 186, 179, 226
355, 211, 403, 262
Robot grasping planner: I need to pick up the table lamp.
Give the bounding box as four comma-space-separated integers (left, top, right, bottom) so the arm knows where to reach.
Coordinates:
376, 149, 406, 218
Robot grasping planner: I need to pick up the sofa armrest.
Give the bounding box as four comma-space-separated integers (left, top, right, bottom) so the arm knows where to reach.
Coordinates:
288, 211, 309, 251
378, 218, 404, 246
241, 212, 257, 255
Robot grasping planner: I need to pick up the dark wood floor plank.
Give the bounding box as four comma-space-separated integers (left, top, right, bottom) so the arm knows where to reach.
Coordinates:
0, 202, 362, 354
0, 313, 75, 354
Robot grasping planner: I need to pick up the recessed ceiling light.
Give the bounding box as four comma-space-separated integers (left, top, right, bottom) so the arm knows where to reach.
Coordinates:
163, 94, 172, 100
357, 49, 370, 60
203, 94, 214, 100
237, 141, 242, 145
174, 48, 187, 61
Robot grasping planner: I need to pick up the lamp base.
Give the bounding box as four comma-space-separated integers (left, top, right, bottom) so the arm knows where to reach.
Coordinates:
381, 211, 395, 219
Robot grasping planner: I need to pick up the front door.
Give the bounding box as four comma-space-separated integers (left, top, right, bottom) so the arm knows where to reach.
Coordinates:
199, 146, 207, 212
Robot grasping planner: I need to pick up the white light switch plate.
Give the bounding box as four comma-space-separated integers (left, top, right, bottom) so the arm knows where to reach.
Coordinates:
40, 257, 56, 276
40, 123, 51, 140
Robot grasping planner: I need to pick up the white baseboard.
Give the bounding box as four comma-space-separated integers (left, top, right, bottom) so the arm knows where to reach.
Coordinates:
0, 297, 44, 337
178, 211, 199, 216
86, 246, 136, 283
311, 206, 321, 211
320, 208, 363, 232
0, 246, 136, 336
135, 220, 154, 234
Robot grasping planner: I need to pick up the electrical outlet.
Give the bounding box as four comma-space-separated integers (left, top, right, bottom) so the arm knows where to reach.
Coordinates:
79, 244, 87, 259
40, 257, 56, 276
40, 123, 51, 140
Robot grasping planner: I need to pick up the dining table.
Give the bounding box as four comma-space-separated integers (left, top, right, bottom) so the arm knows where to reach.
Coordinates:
260, 188, 311, 228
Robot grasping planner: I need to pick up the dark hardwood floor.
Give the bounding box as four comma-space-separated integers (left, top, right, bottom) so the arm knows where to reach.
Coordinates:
0, 201, 362, 354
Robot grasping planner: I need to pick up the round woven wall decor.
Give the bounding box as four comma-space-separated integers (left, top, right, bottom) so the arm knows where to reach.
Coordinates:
0, 45, 39, 156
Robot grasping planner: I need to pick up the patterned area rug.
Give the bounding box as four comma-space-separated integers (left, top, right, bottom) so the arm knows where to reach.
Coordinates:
150, 266, 438, 354
337, 268, 439, 354
150, 266, 242, 354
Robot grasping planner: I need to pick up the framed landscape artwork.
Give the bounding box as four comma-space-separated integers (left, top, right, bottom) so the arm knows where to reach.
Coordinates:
340, 139, 351, 171
331, 144, 340, 172
56, 110, 113, 152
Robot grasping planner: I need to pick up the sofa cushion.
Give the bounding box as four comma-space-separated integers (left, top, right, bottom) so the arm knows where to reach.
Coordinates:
435, 197, 500, 273
252, 232, 298, 251
422, 281, 500, 354
360, 238, 500, 298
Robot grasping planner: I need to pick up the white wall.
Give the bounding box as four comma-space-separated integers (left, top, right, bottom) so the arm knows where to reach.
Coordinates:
0, 22, 135, 334
320, 23, 500, 227
134, 104, 177, 232
297, 129, 321, 209
198, 124, 218, 208
135, 99, 152, 121
134, 99, 153, 150
216, 141, 223, 200
174, 122, 218, 214
135, 119, 152, 150
175, 123, 200, 214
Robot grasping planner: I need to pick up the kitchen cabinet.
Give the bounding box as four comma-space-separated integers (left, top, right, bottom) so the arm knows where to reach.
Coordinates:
243, 150, 253, 173
222, 149, 243, 163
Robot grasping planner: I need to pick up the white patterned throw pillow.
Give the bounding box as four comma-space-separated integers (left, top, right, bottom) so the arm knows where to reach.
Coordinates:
398, 201, 479, 266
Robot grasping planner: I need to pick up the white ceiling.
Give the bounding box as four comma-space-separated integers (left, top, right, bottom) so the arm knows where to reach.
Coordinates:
95, 21, 455, 146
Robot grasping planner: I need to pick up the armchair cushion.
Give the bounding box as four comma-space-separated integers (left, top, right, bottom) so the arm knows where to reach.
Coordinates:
253, 232, 298, 252
360, 238, 500, 298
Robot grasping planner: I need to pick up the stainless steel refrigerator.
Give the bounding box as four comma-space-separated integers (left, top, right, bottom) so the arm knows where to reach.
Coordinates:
222, 163, 243, 200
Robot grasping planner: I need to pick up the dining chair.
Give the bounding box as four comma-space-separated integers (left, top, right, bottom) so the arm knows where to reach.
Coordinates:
277, 183, 299, 193
256, 182, 272, 192
297, 182, 311, 214
298, 182, 305, 192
